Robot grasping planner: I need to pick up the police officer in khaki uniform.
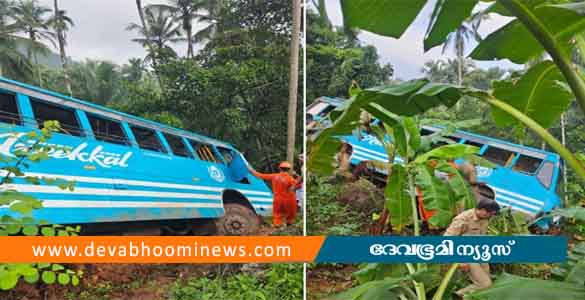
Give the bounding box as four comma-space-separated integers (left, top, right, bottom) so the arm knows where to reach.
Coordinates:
444, 199, 500, 297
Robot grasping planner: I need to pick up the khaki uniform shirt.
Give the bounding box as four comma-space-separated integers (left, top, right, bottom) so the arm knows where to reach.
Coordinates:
444, 209, 488, 236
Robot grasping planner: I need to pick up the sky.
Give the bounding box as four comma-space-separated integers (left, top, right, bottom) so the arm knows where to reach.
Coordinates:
323, 0, 521, 80
32, 0, 520, 79
36, 0, 206, 66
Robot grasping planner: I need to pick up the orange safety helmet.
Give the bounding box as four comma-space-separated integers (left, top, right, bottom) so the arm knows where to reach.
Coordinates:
278, 161, 292, 169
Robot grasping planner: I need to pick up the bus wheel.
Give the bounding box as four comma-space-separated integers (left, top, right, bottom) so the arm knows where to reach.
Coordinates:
216, 203, 260, 235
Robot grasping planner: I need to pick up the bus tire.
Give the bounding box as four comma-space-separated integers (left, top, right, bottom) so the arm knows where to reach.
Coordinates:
215, 203, 260, 235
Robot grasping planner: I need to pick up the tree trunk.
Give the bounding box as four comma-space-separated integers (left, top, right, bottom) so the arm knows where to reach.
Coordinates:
28, 31, 43, 87
457, 56, 463, 86
317, 0, 331, 29
286, 0, 301, 165
187, 24, 193, 58
27, 31, 34, 61
54, 0, 72, 96
136, 0, 155, 66
135, 0, 163, 88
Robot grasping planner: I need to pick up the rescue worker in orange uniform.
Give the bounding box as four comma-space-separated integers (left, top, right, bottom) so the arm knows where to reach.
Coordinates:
247, 162, 301, 227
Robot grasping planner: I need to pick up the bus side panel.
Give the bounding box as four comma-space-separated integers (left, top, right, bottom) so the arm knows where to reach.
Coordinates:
0, 125, 226, 224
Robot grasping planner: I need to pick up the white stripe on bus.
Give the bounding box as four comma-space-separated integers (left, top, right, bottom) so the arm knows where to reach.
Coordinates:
38, 200, 223, 208
0, 171, 272, 197
248, 197, 273, 202
350, 154, 374, 162
4, 184, 223, 200
352, 150, 389, 162
496, 194, 541, 211
492, 187, 544, 206
352, 144, 388, 159
494, 200, 536, 216
351, 148, 404, 163
351, 144, 388, 157
253, 204, 273, 210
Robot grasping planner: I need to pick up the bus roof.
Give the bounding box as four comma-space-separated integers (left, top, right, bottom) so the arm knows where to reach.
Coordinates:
313, 96, 561, 161
312, 96, 345, 107
0, 76, 233, 149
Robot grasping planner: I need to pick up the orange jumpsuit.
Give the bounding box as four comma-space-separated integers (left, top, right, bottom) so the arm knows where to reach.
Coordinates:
250, 170, 299, 226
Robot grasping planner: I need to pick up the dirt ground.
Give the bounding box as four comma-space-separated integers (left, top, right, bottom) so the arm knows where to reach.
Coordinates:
2, 220, 303, 300
307, 264, 357, 300
5, 264, 214, 300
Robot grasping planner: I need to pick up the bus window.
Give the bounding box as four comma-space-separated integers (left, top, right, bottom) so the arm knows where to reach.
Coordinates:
513, 154, 542, 174
464, 140, 484, 149
431, 136, 458, 148
189, 140, 218, 163
557, 164, 565, 197
163, 133, 192, 158
482, 146, 515, 166
217, 147, 235, 165
130, 125, 164, 152
537, 161, 554, 189
87, 114, 129, 145
420, 128, 435, 136
0, 92, 21, 125
30, 98, 83, 136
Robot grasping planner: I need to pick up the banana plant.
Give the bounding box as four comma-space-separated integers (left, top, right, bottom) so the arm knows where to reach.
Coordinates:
314, 99, 487, 300
336, 0, 585, 180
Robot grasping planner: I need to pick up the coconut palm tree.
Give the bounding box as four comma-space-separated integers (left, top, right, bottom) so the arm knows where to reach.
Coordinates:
50, 0, 74, 96
148, 0, 210, 58
442, 11, 486, 85
134, 0, 158, 65
127, 6, 184, 64
311, 0, 330, 29
11, 0, 56, 86
0, 0, 33, 80
190, 0, 224, 44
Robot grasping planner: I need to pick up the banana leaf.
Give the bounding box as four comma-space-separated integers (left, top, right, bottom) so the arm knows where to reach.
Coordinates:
468, 273, 585, 300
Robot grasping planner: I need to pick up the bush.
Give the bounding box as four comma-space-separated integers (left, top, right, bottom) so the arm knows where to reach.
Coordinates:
172, 264, 302, 300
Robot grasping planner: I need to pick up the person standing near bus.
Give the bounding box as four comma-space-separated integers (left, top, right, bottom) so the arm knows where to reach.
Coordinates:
444, 199, 500, 297
247, 162, 301, 227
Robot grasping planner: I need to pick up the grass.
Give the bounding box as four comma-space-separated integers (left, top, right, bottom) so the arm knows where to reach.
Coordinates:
307, 175, 373, 235
171, 264, 302, 300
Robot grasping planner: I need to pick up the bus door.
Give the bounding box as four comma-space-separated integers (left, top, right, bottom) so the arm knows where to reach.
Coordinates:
215, 146, 249, 184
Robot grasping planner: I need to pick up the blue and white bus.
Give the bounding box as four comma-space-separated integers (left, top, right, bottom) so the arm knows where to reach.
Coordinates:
0, 76, 273, 235
308, 97, 563, 229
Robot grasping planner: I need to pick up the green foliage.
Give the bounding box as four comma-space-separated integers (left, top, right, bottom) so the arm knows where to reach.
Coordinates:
341, 0, 426, 39
353, 264, 409, 286
488, 207, 530, 236
333, 275, 417, 300
172, 264, 302, 300
307, 10, 393, 102
492, 60, 572, 131
415, 164, 455, 227
329, 2, 585, 299
385, 164, 411, 231
551, 241, 585, 284
468, 273, 585, 300
471, 1, 585, 64
308, 79, 466, 174
436, 162, 476, 210
424, 0, 479, 51
306, 176, 370, 235
0, 123, 80, 290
